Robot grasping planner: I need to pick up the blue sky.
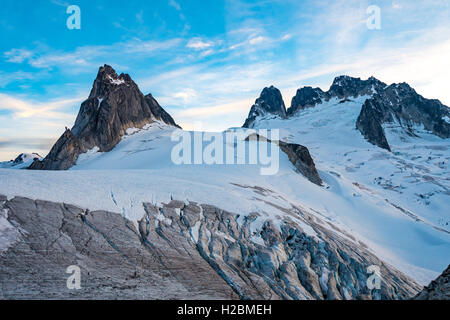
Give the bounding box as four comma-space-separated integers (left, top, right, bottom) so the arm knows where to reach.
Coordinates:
0, 0, 449, 160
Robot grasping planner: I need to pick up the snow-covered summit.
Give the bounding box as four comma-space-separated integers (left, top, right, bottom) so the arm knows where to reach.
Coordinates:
0, 153, 42, 169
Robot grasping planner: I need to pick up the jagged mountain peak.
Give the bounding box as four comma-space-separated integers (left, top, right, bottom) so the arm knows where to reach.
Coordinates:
285, 76, 387, 117
331, 75, 383, 87
258, 85, 285, 109
288, 86, 326, 116
244, 74, 449, 152
243, 85, 286, 128
30, 65, 179, 170
357, 81, 450, 150
328, 75, 386, 99
88, 64, 135, 100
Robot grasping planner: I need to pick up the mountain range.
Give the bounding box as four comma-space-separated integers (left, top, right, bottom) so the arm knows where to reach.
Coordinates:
0, 65, 448, 300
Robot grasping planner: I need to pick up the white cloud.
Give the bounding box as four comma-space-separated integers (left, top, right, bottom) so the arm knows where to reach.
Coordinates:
4, 39, 181, 72
0, 71, 35, 88
0, 94, 83, 160
0, 93, 83, 119
186, 38, 214, 50
284, 31, 450, 106
174, 89, 197, 103
4, 49, 34, 63
124, 38, 182, 54
199, 49, 214, 57
169, 98, 253, 131
249, 36, 266, 45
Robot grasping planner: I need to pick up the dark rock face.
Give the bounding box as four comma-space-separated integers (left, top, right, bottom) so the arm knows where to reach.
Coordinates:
29, 129, 84, 170
357, 83, 450, 151
145, 94, 178, 128
245, 133, 322, 185
414, 265, 449, 300
288, 87, 326, 116
243, 86, 287, 128
278, 141, 323, 186
29, 65, 179, 170
0, 195, 420, 299
286, 76, 387, 116
356, 99, 392, 151
328, 76, 386, 100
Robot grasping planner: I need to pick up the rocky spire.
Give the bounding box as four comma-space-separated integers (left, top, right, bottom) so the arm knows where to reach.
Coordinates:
287, 87, 326, 116
30, 65, 179, 170
243, 86, 286, 128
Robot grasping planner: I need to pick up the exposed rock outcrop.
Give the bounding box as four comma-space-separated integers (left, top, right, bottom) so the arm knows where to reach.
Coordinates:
287, 76, 386, 116
357, 83, 450, 151
287, 87, 326, 116
144, 94, 178, 128
327, 75, 386, 100
28, 129, 83, 170
246, 133, 322, 185
278, 141, 323, 186
0, 195, 420, 299
356, 98, 392, 151
29, 65, 179, 170
246, 75, 449, 152
243, 86, 287, 128
414, 265, 449, 300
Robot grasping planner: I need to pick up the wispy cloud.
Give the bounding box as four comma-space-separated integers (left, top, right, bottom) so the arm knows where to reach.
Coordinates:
174, 88, 197, 103
50, 0, 70, 7
186, 38, 214, 50
0, 71, 35, 88
0, 93, 83, 119
169, 98, 253, 131
3, 38, 182, 73
168, 0, 181, 11
0, 93, 83, 159
4, 49, 33, 63
0, 138, 55, 152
